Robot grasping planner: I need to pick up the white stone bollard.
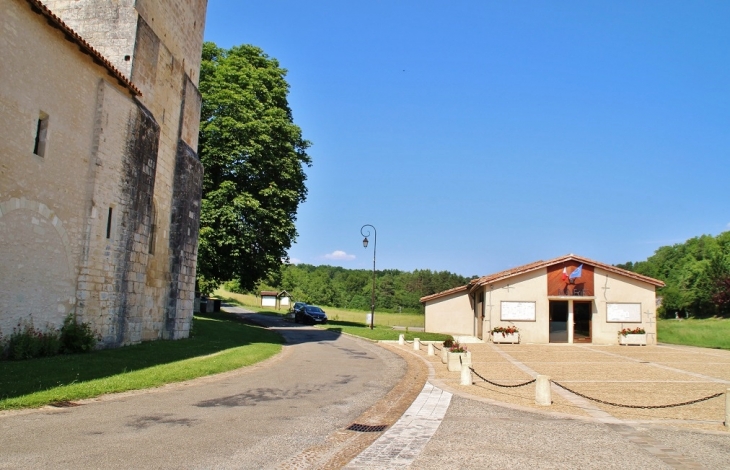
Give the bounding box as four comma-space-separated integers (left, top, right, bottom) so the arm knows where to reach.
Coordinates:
427, 342, 435, 356
441, 344, 448, 364
399, 334, 405, 345
461, 362, 472, 386
725, 388, 730, 430
413, 338, 420, 351
535, 375, 551, 406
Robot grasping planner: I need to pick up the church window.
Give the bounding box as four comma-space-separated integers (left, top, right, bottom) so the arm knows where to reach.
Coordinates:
106, 207, 113, 239
148, 202, 157, 254
33, 112, 49, 157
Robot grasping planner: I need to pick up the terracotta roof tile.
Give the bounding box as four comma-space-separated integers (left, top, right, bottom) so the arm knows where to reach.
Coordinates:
421, 254, 665, 303
419, 284, 469, 303
24, 0, 141, 96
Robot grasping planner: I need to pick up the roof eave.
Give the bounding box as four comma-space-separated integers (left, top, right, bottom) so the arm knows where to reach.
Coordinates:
24, 0, 142, 97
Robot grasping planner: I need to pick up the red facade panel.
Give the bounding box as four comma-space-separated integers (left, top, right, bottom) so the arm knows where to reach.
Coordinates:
547, 261, 594, 296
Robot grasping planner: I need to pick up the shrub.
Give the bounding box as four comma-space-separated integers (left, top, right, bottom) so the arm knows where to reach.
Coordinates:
443, 338, 454, 348
60, 314, 97, 353
189, 316, 197, 338
449, 342, 467, 353
221, 279, 244, 294
3, 320, 61, 360
619, 327, 646, 336
491, 326, 519, 335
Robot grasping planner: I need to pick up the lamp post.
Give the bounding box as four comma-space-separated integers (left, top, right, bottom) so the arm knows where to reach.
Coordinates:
361, 224, 376, 330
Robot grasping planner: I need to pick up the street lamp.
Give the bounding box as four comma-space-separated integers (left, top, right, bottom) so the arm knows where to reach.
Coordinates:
360, 224, 376, 330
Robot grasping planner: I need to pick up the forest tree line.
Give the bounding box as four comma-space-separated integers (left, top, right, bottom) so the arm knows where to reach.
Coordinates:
222, 232, 730, 318
224, 264, 476, 313
616, 231, 730, 318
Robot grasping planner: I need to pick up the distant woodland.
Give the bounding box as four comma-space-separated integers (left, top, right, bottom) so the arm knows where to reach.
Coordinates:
617, 231, 730, 318
224, 264, 476, 313
223, 232, 730, 318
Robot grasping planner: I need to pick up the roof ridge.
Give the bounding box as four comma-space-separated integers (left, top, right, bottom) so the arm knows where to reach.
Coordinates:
421, 254, 665, 303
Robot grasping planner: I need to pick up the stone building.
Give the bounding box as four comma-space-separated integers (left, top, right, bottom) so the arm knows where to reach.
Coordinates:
422, 254, 665, 345
0, 0, 207, 346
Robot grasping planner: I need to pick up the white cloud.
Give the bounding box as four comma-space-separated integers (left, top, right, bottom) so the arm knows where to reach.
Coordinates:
287, 257, 302, 265
324, 250, 355, 261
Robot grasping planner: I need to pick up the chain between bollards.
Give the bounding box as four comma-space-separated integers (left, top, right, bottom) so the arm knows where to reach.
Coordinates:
553, 381, 724, 410
469, 367, 536, 388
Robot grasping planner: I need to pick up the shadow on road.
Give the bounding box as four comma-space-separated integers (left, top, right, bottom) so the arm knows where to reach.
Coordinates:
223, 305, 345, 346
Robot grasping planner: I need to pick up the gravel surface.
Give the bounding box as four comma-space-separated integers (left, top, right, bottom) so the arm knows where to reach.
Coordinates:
412, 396, 673, 469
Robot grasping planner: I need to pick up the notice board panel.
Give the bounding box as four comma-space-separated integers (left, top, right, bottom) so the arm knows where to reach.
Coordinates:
501, 301, 536, 321
607, 303, 641, 322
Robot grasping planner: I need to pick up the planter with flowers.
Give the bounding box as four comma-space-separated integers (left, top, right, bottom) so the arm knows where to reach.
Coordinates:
446, 342, 471, 372
618, 327, 647, 346
491, 326, 520, 344
441, 339, 453, 363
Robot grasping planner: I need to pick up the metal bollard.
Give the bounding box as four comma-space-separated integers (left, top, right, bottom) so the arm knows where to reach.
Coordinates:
726, 388, 730, 430
461, 362, 472, 386
398, 334, 405, 345
413, 338, 420, 351
535, 375, 551, 406
427, 343, 435, 356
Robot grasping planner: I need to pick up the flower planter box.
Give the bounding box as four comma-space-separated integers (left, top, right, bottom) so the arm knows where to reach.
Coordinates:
447, 351, 471, 372
619, 333, 647, 346
492, 332, 519, 344
441, 346, 449, 364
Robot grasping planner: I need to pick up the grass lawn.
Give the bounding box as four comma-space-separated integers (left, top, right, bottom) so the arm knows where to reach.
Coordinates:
214, 288, 426, 328
657, 318, 730, 350
213, 289, 446, 341
0, 312, 282, 410
318, 321, 451, 342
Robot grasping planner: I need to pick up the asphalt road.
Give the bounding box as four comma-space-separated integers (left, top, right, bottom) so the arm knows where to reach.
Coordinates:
0, 310, 407, 469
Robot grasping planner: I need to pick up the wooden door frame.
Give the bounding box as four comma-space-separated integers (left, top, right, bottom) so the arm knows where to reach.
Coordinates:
573, 300, 592, 343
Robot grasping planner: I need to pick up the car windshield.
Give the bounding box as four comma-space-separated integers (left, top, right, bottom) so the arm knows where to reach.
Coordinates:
305, 306, 324, 314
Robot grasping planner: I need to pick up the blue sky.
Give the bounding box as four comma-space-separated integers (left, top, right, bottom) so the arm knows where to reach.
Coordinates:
204, 1, 730, 278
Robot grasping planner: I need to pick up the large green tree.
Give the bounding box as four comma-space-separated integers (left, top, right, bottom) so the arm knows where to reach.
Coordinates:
197, 43, 311, 293
617, 231, 730, 317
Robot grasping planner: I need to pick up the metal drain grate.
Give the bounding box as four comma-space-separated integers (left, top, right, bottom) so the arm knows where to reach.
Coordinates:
347, 423, 387, 433
49, 401, 81, 408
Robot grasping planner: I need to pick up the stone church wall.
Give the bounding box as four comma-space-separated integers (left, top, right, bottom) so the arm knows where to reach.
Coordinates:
0, 0, 138, 338
1, 0, 206, 346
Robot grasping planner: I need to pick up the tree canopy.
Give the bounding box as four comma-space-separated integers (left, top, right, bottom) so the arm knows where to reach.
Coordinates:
226, 264, 477, 313
616, 231, 730, 318
196, 42, 311, 294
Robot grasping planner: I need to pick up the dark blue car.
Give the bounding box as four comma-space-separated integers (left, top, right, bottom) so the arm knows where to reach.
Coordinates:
295, 305, 328, 324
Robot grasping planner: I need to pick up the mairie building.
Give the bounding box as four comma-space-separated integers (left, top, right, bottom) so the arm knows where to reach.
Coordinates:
421, 254, 665, 345
0, 0, 207, 346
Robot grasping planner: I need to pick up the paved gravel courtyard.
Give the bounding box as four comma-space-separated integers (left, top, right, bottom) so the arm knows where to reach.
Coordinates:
401, 341, 730, 432
341, 340, 730, 469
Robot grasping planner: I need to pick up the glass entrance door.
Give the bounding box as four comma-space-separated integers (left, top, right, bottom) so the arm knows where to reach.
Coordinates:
573, 301, 592, 343
549, 301, 569, 343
